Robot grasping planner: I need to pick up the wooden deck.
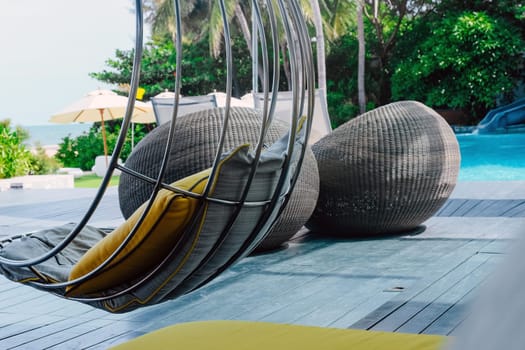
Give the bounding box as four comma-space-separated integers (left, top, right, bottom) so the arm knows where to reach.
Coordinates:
0, 181, 524, 349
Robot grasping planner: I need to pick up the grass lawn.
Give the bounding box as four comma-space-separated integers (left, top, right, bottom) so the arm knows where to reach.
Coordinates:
74, 175, 120, 188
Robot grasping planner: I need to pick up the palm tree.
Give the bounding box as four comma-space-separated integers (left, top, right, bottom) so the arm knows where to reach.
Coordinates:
143, 0, 208, 41
144, 0, 353, 101
357, 0, 366, 114
309, 0, 328, 115
300, 0, 354, 124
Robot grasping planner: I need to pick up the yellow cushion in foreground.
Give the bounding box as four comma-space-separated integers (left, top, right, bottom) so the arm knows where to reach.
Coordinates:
66, 168, 211, 297
111, 320, 447, 350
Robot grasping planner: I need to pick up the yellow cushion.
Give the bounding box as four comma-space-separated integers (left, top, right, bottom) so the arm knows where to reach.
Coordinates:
66, 168, 211, 297
110, 320, 447, 350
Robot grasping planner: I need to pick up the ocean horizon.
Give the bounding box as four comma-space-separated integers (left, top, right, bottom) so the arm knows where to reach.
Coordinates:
23, 124, 92, 146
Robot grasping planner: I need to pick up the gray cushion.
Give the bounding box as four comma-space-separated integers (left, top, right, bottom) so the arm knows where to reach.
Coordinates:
0, 223, 108, 293
94, 124, 296, 312
120, 107, 319, 252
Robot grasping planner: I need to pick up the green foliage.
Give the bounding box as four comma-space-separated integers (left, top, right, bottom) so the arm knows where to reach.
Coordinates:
29, 144, 61, 175
325, 34, 378, 127
437, 0, 524, 24
0, 120, 33, 179
90, 34, 253, 99
55, 122, 151, 171
391, 11, 524, 119
55, 135, 81, 169
91, 1, 524, 129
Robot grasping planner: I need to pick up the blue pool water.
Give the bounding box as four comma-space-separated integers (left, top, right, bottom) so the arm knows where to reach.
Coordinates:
456, 133, 525, 181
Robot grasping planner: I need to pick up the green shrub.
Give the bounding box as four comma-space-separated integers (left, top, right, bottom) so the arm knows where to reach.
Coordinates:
29, 144, 61, 175
391, 11, 524, 120
55, 122, 151, 171
0, 120, 33, 179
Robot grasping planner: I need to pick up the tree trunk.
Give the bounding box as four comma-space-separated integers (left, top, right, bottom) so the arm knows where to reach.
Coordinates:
357, 1, 366, 114
234, 3, 266, 91
310, 0, 328, 109
280, 41, 292, 89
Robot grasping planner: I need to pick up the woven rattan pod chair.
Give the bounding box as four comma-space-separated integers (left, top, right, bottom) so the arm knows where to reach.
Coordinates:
119, 107, 320, 252
307, 100, 460, 236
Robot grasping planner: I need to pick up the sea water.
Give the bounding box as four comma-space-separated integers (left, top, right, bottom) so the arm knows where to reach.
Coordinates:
23, 124, 91, 146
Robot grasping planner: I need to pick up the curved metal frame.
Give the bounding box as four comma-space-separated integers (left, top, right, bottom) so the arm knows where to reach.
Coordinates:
0, 0, 315, 303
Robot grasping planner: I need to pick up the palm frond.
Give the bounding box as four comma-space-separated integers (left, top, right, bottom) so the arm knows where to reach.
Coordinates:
208, 0, 238, 58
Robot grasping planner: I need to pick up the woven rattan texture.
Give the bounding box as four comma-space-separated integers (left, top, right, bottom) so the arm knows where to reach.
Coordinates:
119, 107, 319, 251
307, 101, 460, 236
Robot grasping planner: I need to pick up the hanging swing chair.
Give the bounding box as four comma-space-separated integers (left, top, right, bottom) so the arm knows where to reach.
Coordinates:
0, 0, 315, 313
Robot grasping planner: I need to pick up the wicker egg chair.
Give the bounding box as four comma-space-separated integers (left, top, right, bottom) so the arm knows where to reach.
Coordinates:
307, 100, 461, 236
0, 0, 317, 312
119, 107, 320, 252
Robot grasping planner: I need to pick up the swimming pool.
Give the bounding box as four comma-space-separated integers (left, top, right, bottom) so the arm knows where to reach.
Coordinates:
456, 132, 525, 181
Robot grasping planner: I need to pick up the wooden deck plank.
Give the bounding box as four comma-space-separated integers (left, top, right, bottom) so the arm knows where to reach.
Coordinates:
469, 200, 505, 216
477, 240, 510, 254
395, 254, 500, 334
0, 313, 107, 349
256, 238, 451, 326
368, 252, 492, 332
503, 201, 525, 217
299, 239, 473, 328
436, 199, 525, 218
1, 294, 65, 316
133, 249, 355, 331
447, 200, 483, 217
0, 313, 52, 331
85, 331, 148, 350
307, 238, 480, 328
421, 286, 477, 335
289, 277, 409, 327
348, 238, 496, 330
44, 322, 143, 350
476, 200, 515, 217
128, 238, 422, 332
436, 199, 471, 216
0, 182, 523, 348
0, 315, 65, 341
10, 319, 115, 350
0, 289, 50, 311
257, 269, 393, 324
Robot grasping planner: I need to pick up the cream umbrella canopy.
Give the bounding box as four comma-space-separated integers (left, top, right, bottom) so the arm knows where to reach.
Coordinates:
50, 89, 152, 164
130, 101, 156, 124
129, 101, 156, 149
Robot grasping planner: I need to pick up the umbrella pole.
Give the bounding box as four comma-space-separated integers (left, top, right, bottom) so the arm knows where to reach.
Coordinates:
131, 122, 135, 150
99, 109, 109, 166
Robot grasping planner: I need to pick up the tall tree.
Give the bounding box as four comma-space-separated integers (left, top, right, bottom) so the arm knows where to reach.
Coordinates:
308, 0, 328, 117
391, 11, 524, 119
143, 0, 208, 41
357, 0, 366, 114
362, 0, 437, 105
144, 0, 354, 93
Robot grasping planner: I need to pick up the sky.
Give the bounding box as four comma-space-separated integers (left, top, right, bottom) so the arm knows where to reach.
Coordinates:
0, 0, 150, 126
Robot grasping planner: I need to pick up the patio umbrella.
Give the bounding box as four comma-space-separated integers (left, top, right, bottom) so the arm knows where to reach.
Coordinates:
130, 101, 156, 149
50, 89, 152, 164
207, 91, 255, 108
130, 101, 156, 124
